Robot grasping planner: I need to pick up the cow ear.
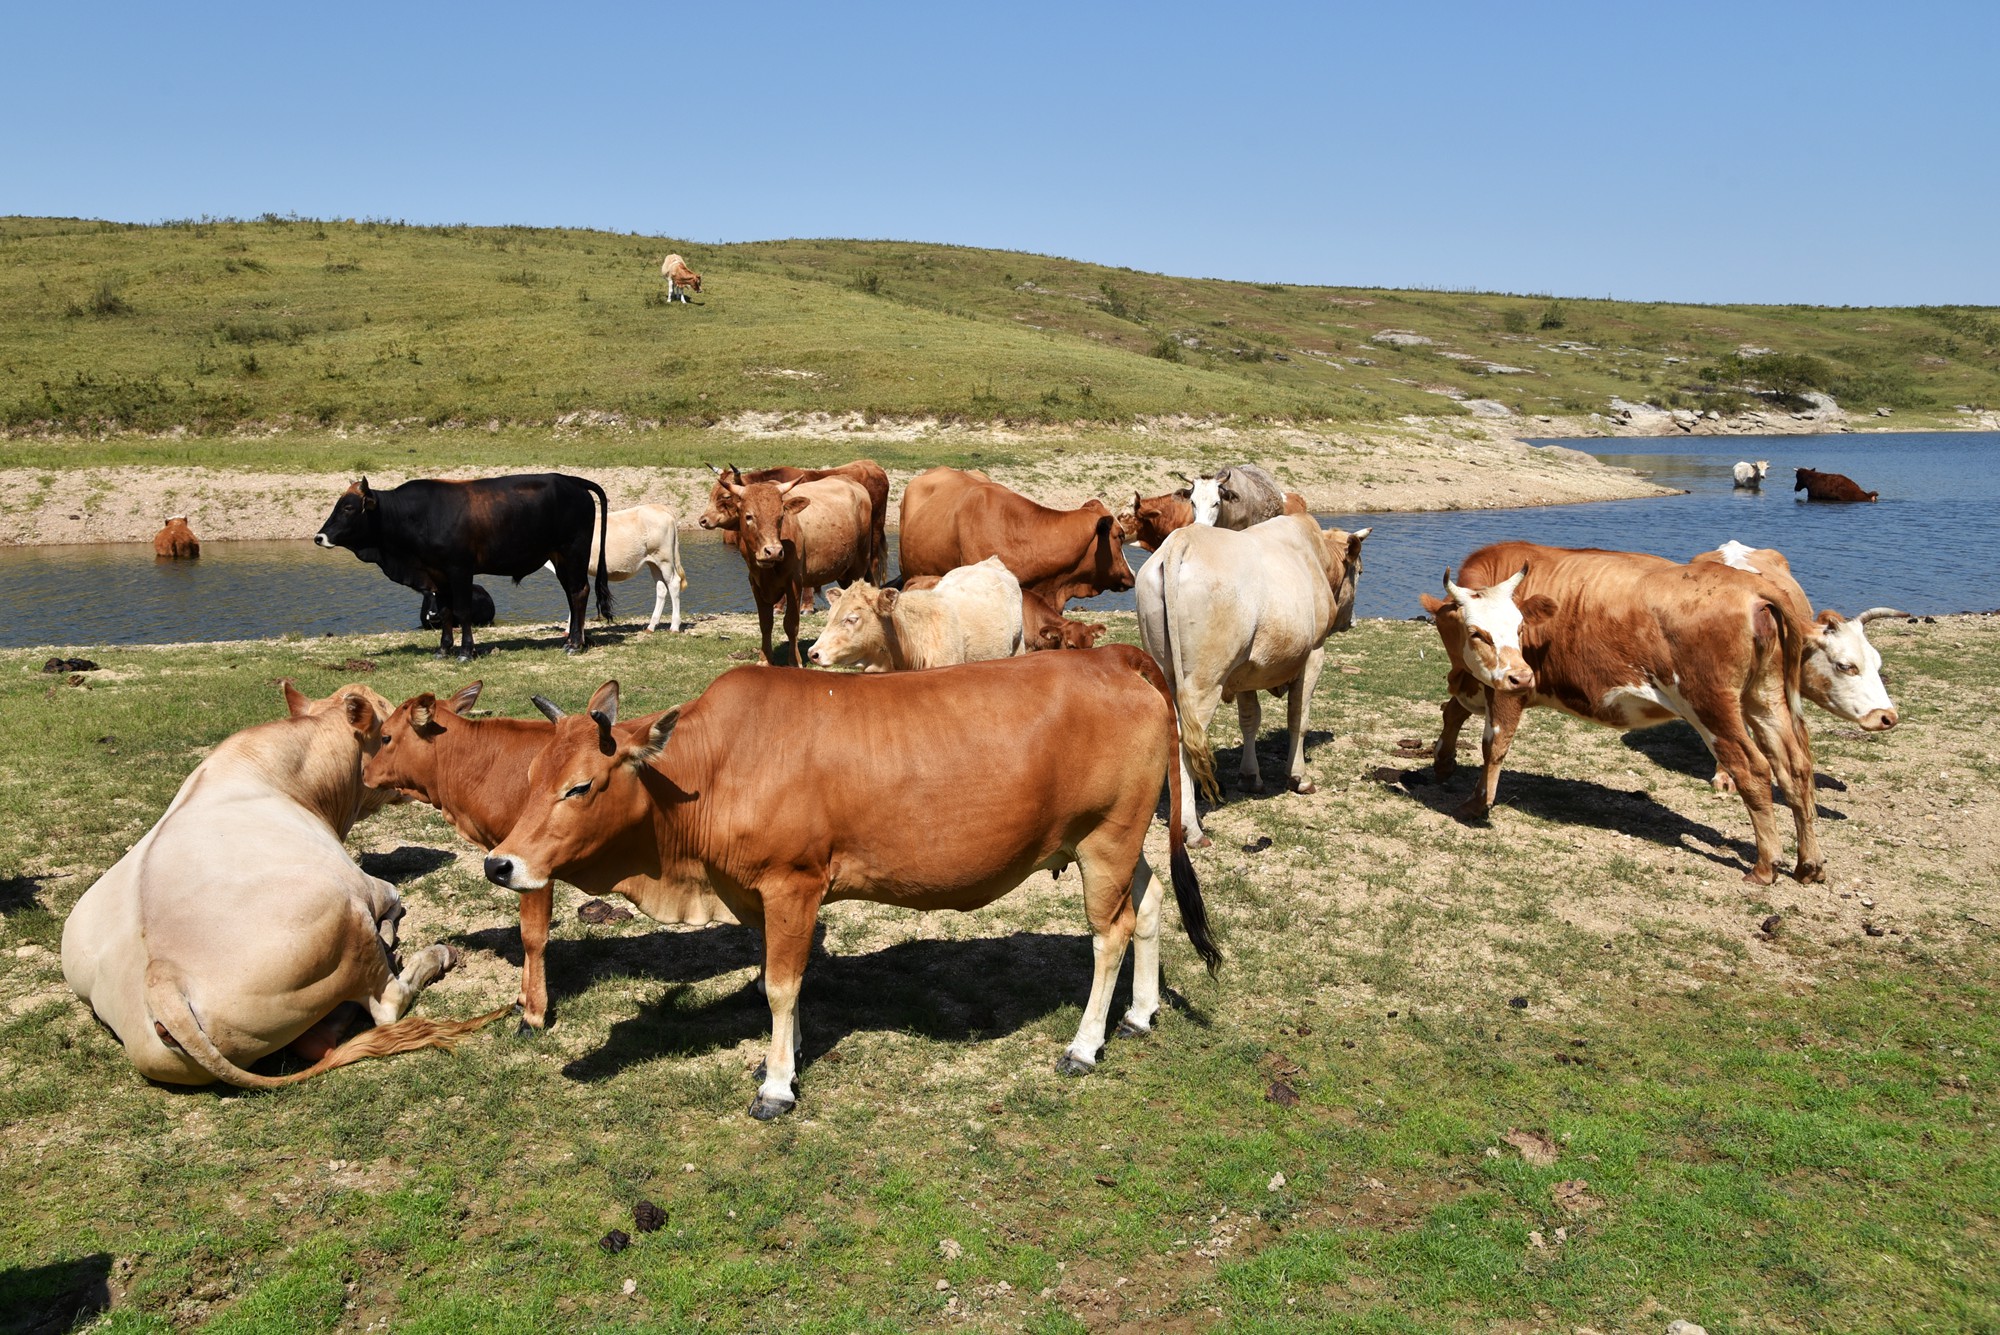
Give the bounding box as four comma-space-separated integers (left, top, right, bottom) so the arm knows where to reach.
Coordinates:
409, 693, 438, 731
626, 707, 680, 769
782, 494, 812, 515
1519, 595, 1559, 624
1419, 592, 1449, 616
587, 680, 621, 728
874, 587, 900, 615
1815, 609, 1846, 629
1173, 487, 1191, 500
1219, 487, 1237, 502
281, 680, 312, 717
448, 681, 483, 713
344, 692, 378, 733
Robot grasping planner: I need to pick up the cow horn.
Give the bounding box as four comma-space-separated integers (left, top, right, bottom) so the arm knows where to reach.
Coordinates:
1856, 607, 1908, 624
530, 695, 566, 722
1174, 472, 1194, 485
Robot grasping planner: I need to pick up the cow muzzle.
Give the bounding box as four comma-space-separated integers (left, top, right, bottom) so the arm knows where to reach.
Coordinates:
1494, 661, 1535, 693
1857, 708, 1898, 731
313, 533, 333, 549
755, 545, 784, 565
483, 854, 547, 892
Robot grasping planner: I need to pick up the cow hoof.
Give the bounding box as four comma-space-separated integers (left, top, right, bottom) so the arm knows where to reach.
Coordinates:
1711, 774, 1738, 794
437, 944, 461, 973
1794, 861, 1826, 885
513, 1019, 546, 1038
1114, 1017, 1152, 1040
1240, 775, 1265, 794
1289, 777, 1317, 795
1055, 1053, 1096, 1077
1188, 834, 1212, 850
1453, 798, 1489, 823
747, 1094, 796, 1121
455, 652, 475, 664
1433, 760, 1457, 781
1743, 866, 1778, 887
564, 645, 584, 657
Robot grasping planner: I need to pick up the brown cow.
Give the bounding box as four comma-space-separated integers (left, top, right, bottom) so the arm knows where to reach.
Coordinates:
726, 473, 874, 665
899, 467, 1135, 608
699, 461, 890, 582
1116, 490, 1195, 552
1419, 542, 1823, 885
364, 683, 734, 1031
1020, 589, 1107, 650
660, 253, 702, 302
152, 516, 200, 559
482, 651, 1221, 1119
1794, 467, 1878, 502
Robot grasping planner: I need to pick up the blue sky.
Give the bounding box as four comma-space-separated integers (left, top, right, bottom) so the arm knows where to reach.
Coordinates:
5, 2, 1995, 305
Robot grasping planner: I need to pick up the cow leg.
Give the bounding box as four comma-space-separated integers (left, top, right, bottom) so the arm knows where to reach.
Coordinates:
1435, 694, 1473, 780
1460, 690, 1523, 822
442, 572, 480, 661
1286, 646, 1326, 794
561, 566, 590, 654
784, 586, 805, 668
1236, 692, 1265, 793
1745, 700, 1823, 883
756, 597, 777, 664
516, 886, 553, 1032
1115, 858, 1163, 1039
1178, 683, 1225, 848
643, 560, 670, 633
749, 881, 823, 1119
365, 943, 461, 1027
1058, 839, 1141, 1075
1704, 719, 1782, 884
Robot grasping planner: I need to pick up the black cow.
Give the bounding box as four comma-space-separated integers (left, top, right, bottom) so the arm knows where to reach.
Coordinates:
419, 584, 495, 632
314, 474, 611, 658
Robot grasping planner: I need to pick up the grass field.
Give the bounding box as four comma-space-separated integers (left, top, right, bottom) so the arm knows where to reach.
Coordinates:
3, 216, 1998, 472
3, 608, 1995, 1333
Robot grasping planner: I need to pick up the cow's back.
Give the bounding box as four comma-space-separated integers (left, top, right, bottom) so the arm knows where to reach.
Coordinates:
381, 474, 598, 577
788, 478, 873, 586
897, 467, 989, 577
933, 556, 1024, 661
1145, 515, 1335, 695
653, 649, 1172, 908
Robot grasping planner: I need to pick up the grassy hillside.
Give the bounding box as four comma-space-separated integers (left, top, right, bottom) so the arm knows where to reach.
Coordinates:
3, 215, 1997, 441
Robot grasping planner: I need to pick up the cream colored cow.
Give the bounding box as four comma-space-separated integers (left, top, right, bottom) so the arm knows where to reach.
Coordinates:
808, 556, 1024, 671
62, 682, 503, 1088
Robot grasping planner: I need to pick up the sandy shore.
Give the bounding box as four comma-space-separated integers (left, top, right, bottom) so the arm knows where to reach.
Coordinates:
0, 418, 1684, 547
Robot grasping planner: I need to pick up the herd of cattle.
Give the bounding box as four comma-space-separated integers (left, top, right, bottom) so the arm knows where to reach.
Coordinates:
78, 458, 1904, 1118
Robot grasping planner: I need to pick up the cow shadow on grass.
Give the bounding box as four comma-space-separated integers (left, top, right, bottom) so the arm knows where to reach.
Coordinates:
364, 625, 654, 661
0, 875, 47, 918
359, 846, 456, 884
446, 920, 765, 1030
561, 930, 1198, 1085
0, 1252, 111, 1335
1622, 724, 1849, 817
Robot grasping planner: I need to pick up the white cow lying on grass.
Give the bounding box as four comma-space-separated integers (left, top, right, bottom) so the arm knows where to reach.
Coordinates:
543, 503, 687, 632
62, 682, 505, 1087
808, 556, 1024, 670
1138, 510, 1370, 844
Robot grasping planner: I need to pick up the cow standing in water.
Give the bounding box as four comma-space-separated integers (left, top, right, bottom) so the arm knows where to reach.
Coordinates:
314, 473, 611, 659
1733, 460, 1770, 490
482, 651, 1221, 1120
1795, 467, 1879, 502
152, 516, 200, 559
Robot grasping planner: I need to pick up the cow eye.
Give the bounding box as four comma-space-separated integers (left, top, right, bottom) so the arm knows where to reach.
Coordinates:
563, 781, 591, 799
1840, 661, 1861, 676
1467, 627, 1492, 644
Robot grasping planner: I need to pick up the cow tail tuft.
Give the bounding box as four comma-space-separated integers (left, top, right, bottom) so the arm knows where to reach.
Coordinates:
587, 479, 613, 621
1130, 649, 1223, 978
145, 963, 508, 1090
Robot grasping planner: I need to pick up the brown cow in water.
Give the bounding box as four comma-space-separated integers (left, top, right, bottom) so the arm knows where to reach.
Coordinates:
152, 516, 200, 559
899, 467, 1134, 608
363, 683, 732, 1032
1795, 467, 1878, 502
1419, 542, 1823, 885
699, 461, 890, 583
482, 650, 1221, 1119
725, 473, 875, 665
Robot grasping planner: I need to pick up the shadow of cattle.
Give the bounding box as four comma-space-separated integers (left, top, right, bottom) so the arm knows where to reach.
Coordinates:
0, 875, 47, 918
561, 930, 1136, 1084
1394, 765, 1755, 874
358, 846, 457, 884
364, 625, 649, 661
1621, 721, 1848, 815
0, 1253, 111, 1335
446, 920, 765, 1030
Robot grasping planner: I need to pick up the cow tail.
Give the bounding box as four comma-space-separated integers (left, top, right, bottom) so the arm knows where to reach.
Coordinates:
1765, 596, 1815, 759
145, 964, 508, 1090
1129, 649, 1223, 978
1157, 547, 1221, 803
586, 479, 613, 621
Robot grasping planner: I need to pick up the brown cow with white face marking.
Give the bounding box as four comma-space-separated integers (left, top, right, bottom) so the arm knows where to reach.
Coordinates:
363, 682, 734, 1032
1020, 589, 1107, 651
481, 651, 1221, 1120
899, 467, 1134, 609
1419, 541, 1824, 885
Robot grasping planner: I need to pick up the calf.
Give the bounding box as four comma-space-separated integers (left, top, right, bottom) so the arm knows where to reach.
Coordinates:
1020, 589, 1107, 651
724, 473, 875, 665
482, 652, 1220, 1119
152, 516, 200, 559
1138, 513, 1369, 844
1419, 542, 1823, 885
61, 682, 504, 1087
420, 584, 496, 632
1116, 490, 1195, 551
808, 556, 1024, 670
660, 253, 702, 303
899, 466, 1134, 608
1795, 467, 1878, 502
365, 683, 732, 1030
314, 473, 611, 659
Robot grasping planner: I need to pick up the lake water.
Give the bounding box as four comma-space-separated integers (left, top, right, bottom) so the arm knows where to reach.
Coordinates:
2, 431, 1991, 648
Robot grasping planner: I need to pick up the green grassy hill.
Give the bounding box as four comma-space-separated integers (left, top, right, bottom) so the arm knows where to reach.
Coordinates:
3, 214, 1997, 438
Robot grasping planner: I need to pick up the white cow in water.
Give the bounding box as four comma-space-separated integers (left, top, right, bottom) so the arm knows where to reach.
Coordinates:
1732, 460, 1770, 489
1138, 511, 1369, 844
542, 504, 687, 632
62, 683, 505, 1087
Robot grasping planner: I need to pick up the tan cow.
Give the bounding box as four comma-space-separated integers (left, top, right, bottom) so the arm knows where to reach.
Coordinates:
545, 503, 687, 632
61, 682, 504, 1087
1137, 512, 1370, 844
152, 516, 200, 559
1419, 542, 1823, 885
482, 651, 1221, 1119
364, 682, 732, 1031
701, 462, 891, 584
726, 473, 875, 665
660, 253, 702, 303
808, 556, 1024, 670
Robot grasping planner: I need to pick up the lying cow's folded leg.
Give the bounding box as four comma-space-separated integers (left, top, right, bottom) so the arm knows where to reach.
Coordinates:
1236, 692, 1265, 792
1115, 859, 1163, 1039
367, 943, 460, 1027
1059, 840, 1141, 1075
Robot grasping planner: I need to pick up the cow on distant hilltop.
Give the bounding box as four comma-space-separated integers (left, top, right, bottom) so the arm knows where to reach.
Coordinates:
660, 253, 702, 303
